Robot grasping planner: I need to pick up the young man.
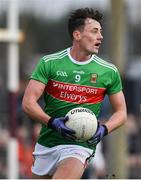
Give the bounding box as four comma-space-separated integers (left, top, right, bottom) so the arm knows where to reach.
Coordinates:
22, 8, 127, 179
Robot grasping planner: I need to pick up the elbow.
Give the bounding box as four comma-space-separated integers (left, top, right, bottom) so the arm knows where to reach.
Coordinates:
22, 97, 30, 114
122, 111, 127, 125
22, 99, 27, 113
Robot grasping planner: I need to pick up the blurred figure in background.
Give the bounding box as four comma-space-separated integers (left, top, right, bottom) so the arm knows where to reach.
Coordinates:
126, 114, 141, 179
17, 125, 33, 178
0, 128, 9, 178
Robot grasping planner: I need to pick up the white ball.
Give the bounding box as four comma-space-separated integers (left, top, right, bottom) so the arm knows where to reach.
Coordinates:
65, 107, 98, 142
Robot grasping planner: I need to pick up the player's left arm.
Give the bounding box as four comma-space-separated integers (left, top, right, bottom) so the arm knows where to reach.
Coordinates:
105, 90, 127, 133
87, 91, 127, 146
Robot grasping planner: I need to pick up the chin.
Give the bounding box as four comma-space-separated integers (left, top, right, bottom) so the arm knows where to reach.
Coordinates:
91, 49, 99, 54
86, 48, 99, 55
94, 51, 98, 54
89, 48, 99, 54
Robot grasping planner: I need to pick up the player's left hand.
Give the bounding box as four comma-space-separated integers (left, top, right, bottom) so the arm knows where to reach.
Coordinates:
87, 123, 108, 146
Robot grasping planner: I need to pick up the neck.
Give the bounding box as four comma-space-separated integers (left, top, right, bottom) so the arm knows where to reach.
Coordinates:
70, 46, 92, 62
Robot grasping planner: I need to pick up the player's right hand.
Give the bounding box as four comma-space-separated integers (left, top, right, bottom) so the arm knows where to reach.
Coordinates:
48, 116, 76, 140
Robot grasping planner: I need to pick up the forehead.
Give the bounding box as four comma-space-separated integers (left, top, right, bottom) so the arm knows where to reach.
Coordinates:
84, 18, 102, 29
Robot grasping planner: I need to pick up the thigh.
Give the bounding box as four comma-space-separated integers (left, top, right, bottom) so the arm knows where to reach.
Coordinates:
32, 143, 60, 177
32, 172, 52, 179
53, 157, 85, 179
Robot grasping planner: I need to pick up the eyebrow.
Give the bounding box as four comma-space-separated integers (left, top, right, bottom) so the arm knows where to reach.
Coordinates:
92, 27, 102, 31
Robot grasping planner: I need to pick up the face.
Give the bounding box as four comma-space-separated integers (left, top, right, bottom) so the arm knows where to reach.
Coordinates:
74, 18, 103, 54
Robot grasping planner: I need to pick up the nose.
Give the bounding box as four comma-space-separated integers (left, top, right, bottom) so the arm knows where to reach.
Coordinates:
99, 32, 103, 40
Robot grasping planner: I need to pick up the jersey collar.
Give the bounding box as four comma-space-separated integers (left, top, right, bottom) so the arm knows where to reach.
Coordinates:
67, 47, 95, 65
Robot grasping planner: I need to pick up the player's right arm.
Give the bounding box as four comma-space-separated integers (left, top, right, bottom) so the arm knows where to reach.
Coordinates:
22, 79, 76, 139
22, 79, 51, 124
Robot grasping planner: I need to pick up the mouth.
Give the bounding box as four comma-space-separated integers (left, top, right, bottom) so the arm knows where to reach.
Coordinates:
94, 42, 101, 48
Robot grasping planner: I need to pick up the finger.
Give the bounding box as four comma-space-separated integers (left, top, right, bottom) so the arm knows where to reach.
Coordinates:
88, 137, 98, 144
58, 128, 76, 140
88, 140, 95, 144
63, 116, 69, 122
89, 134, 99, 141
63, 126, 76, 134
97, 121, 100, 126
88, 141, 96, 146
95, 126, 100, 133
88, 140, 97, 146
64, 133, 76, 140
61, 122, 76, 134
61, 130, 76, 139
57, 127, 62, 134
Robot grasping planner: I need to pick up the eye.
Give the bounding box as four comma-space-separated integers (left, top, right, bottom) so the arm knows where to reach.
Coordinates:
91, 28, 99, 34
92, 30, 98, 34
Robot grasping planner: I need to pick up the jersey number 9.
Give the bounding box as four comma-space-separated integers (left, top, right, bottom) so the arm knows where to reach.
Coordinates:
75, 74, 81, 82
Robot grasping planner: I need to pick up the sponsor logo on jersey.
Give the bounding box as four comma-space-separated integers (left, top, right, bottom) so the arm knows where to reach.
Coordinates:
45, 79, 106, 104
91, 73, 97, 83
73, 70, 85, 74
56, 71, 68, 77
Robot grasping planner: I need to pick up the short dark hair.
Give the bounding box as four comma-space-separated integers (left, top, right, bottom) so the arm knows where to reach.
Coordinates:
68, 8, 103, 39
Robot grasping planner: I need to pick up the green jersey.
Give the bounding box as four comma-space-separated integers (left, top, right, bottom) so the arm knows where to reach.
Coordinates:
31, 48, 122, 150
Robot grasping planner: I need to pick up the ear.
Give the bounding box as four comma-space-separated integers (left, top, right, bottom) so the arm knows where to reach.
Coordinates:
73, 30, 81, 41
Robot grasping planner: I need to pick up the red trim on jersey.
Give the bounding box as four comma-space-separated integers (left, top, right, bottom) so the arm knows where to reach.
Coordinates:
45, 79, 106, 104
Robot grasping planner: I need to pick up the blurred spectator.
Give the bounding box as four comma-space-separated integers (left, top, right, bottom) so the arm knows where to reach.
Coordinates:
0, 127, 9, 178
126, 114, 141, 178
17, 125, 33, 178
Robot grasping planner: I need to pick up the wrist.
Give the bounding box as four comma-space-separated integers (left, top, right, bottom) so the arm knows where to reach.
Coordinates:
47, 117, 54, 128
101, 124, 108, 136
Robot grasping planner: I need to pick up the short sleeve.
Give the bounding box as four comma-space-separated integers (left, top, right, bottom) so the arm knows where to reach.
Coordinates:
30, 58, 49, 85
107, 69, 122, 95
